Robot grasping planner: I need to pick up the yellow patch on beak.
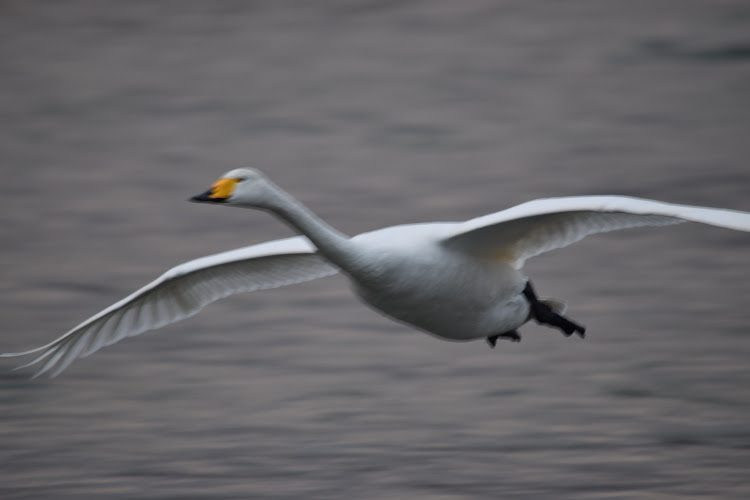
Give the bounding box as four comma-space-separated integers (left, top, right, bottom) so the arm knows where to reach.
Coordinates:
209, 178, 240, 199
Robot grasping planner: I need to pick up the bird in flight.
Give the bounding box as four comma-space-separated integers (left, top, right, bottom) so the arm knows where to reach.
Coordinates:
4, 168, 750, 377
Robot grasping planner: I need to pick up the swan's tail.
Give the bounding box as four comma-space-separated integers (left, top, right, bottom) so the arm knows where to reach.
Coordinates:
539, 298, 567, 315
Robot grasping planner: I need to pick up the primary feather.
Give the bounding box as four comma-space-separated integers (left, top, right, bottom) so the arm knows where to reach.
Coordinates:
443, 195, 750, 268
3, 236, 337, 377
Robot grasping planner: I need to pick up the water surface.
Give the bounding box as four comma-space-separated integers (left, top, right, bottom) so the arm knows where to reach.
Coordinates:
1, 2, 750, 498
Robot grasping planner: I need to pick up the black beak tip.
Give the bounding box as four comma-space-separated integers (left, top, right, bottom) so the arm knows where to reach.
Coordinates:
190, 191, 223, 203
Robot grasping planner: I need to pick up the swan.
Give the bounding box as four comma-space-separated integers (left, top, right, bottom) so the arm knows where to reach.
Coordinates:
4, 168, 750, 378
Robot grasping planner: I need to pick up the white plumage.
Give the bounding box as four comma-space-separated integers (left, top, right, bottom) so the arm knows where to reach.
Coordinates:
4, 168, 750, 377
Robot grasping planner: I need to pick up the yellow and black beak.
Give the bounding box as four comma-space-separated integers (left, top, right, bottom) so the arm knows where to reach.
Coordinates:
191, 177, 240, 203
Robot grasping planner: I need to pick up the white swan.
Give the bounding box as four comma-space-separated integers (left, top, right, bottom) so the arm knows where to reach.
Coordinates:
4, 168, 750, 377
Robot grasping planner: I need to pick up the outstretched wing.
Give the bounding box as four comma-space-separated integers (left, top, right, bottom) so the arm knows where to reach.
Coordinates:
2, 236, 338, 377
442, 195, 750, 269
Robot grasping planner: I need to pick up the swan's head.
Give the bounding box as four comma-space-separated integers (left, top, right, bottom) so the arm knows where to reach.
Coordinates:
191, 168, 275, 208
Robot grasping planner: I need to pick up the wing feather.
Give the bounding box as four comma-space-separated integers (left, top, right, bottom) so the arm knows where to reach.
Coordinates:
442, 195, 750, 268
2, 236, 338, 377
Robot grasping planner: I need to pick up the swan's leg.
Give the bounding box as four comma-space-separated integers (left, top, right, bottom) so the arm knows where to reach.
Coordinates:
522, 282, 586, 338
486, 330, 521, 348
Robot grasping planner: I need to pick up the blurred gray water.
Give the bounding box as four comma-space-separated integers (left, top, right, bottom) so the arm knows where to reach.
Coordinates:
2, 1, 750, 498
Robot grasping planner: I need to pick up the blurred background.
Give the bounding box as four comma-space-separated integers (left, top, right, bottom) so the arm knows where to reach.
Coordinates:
1, 1, 749, 498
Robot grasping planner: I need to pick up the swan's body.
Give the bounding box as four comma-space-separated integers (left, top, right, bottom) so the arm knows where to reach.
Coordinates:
4, 168, 750, 377
350, 223, 529, 340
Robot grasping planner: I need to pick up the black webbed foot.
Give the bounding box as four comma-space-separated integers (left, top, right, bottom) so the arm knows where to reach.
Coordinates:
486, 330, 521, 348
522, 282, 586, 338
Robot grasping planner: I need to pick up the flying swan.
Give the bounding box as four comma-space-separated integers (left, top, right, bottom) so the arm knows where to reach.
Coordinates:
4, 168, 750, 377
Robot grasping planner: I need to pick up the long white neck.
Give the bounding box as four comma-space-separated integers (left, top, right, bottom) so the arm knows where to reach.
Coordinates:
255, 183, 358, 271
